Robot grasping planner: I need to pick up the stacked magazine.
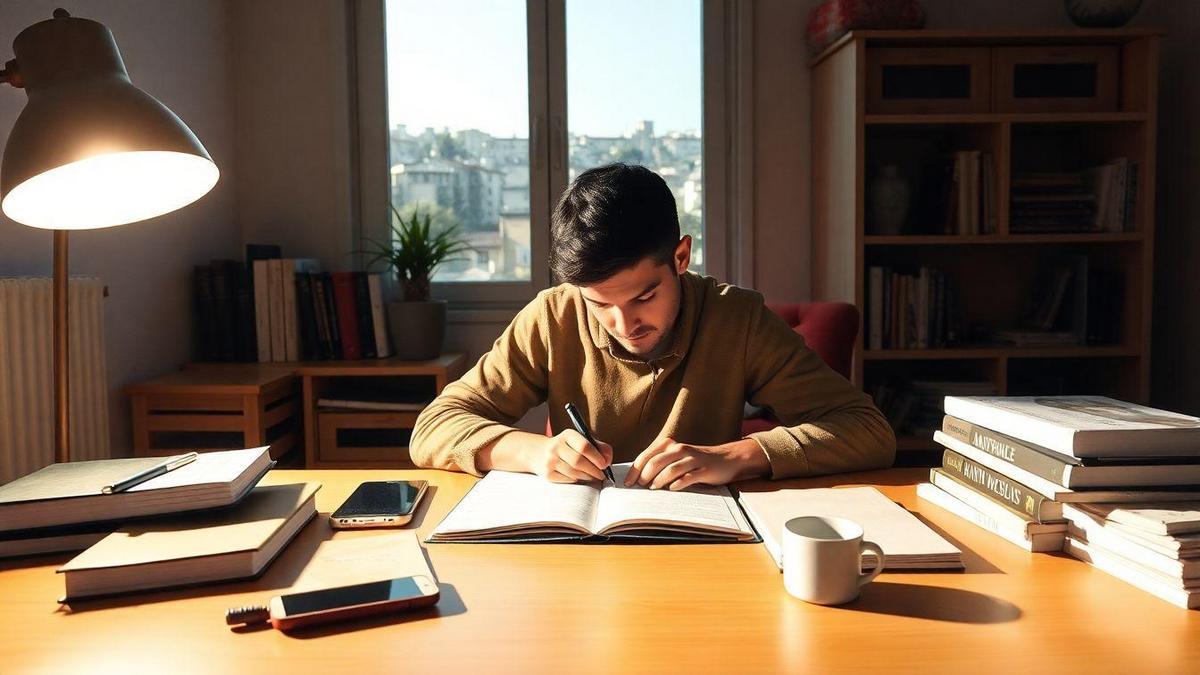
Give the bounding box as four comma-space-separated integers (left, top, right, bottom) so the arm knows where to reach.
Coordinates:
918, 396, 1200, 608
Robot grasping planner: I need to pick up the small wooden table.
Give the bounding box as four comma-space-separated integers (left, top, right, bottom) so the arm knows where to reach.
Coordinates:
3, 468, 1197, 673
125, 365, 299, 459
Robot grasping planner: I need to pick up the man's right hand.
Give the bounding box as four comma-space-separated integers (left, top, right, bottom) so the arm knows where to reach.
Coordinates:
526, 429, 614, 483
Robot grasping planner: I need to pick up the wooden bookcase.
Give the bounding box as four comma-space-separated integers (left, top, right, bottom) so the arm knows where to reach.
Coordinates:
810, 30, 1159, 459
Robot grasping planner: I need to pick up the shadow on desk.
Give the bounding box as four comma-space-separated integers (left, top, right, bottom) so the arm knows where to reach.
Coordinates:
843, 582, 1021, 623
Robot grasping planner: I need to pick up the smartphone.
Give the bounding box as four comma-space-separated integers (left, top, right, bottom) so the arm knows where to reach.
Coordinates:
268, 575, 440, 630
330, 480, 428, 529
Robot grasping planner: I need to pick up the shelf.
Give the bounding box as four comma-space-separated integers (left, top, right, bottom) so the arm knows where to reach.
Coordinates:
864, 112, 1148, 125
864, 233, 1143, 245
864, 345, 1139, 360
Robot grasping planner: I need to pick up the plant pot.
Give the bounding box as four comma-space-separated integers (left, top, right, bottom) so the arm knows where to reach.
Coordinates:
388, 299, 447, 361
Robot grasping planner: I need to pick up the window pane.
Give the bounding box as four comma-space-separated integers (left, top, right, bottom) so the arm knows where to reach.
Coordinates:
566, 0, 704, 274
384, 1, 531, 282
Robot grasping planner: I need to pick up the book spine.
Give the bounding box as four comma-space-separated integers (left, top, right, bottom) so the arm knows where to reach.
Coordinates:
322, 273, 342, 359
281, 259, 298, 362
367, 274, 391, 358
267, 259, 286, 362
916, 482, 1038, 552
941, 449, 1055, 523
353, 272, 377, 359
210, 260, 236, 361
311, 274, 333, 360
331, 272, 361, 360
193, 265, 215, 361
295, 273, 317, 361
252, 259, 272, 363
941, 415, 1072, 487
231, 263, 255, 362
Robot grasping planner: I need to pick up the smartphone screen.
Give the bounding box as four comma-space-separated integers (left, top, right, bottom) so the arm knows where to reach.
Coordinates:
332, 481, 425, 518
281, 577, 425, 616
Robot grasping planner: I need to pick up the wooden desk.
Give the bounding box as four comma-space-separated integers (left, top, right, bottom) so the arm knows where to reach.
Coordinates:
2, 468, 1197, 673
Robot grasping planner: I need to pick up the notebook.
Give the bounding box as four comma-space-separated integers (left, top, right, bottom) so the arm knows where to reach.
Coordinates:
288, 532, 438, 593
0, 447, 273, 532
737, 486, 964, 570
57, 482, 320, 600
428, 464, 758, 543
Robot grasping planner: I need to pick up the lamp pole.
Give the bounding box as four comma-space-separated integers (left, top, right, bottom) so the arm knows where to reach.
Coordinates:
53, 229, 69, 463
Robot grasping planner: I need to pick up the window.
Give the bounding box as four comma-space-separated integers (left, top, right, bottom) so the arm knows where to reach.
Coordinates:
360, 0, 731, 306
566, 0, 704, 273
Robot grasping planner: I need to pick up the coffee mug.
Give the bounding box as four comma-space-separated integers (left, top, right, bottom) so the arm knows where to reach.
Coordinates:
782, 515, 885, 605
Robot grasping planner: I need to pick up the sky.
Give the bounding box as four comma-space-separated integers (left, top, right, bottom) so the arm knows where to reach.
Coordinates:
385, 0, 702, 139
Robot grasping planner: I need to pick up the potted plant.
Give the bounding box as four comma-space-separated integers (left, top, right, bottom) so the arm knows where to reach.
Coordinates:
362, 204, 472, 360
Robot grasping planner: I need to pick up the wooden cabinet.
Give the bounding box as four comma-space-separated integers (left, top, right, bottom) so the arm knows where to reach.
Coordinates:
810, 30, 1159, 461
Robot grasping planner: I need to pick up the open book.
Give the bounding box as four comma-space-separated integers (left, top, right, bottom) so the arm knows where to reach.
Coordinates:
428, 464, 758, 543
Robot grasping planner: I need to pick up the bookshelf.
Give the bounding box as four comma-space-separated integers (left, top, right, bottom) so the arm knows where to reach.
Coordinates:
810, 30, 1159, 459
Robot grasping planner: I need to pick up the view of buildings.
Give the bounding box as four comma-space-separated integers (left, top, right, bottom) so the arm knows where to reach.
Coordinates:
389, 121, 704, 282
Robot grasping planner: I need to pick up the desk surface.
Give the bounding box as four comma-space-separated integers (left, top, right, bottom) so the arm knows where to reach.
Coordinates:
2, 468, 1197, 674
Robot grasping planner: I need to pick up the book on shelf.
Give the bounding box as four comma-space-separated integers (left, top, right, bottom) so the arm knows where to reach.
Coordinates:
737, 485, 963, 570
941, 415, 1200, 489
267, 258, 287, 362
331, 272, 362, 360
939, 450, 1063, 523
57, 482, 319, 601
865, 266, 960, 350
926, 150, 995, 235
282, 259, 321, 361
934, 431, 1200, 503
942, 395, 1200, 459
367, 274, 393, 358
428, 464, 758, 543
0, 447, 273, 533
353, 272, 378, 359
245, 244, 281, 361
316, 383, 431, 412
252, 258, 274, 362
1011, 159, 1137, 234
193, 259, 254, 362
916, 481, 1065, 552
1062, 537, 1198, 610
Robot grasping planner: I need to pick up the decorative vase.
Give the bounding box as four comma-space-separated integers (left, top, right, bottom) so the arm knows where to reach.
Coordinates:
388, 299, 447, 361
1064, 0, 1142, 28
867, 165, 909, 235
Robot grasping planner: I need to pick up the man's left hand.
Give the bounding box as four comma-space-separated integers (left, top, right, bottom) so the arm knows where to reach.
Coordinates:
624, 437, 771, 490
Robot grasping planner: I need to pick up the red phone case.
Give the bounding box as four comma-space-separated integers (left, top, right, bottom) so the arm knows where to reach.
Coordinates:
271, 588, 440, 631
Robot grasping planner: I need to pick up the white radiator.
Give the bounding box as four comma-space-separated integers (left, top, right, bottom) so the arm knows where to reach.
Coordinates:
0, 277, 110, 483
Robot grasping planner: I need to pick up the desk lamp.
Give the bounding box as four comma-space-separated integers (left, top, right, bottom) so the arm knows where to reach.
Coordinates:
0, 9, 219, 463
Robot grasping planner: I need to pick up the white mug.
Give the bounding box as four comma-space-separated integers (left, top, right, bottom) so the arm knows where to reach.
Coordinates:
782, 515, 885, 605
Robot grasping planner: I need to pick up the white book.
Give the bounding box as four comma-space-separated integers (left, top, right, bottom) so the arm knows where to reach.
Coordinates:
429, 464, 756, 543
934, 431, 1200, 503
267, 258, 286, 362
1062, 503, 1200, 559
930, 469, 1064, 527
737, 485, 963, 570
942, 396, 1200, 458
367, 274, 392, 358
917, 482, 1065, 552
252, 259, 272, 363
1065, 522, 1199, 580
1063, 537, 1199, 610
868, 267, 883, 351
1067, 501, 1200, 537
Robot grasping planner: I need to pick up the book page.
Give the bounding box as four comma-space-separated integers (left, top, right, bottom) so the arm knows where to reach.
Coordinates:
592, 464, 750, 536
432, 471, 601, 537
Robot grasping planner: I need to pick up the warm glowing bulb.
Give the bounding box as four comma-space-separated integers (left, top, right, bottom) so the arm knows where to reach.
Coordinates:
1, 151, 219, 229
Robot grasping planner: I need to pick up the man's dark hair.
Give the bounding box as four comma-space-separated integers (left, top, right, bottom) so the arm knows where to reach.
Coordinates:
550, 163, 680, 285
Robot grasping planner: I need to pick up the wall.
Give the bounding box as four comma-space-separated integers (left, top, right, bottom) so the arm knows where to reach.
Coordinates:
0, 0, 240, 456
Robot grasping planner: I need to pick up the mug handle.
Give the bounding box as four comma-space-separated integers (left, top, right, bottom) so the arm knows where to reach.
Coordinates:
857, 540, 886, 588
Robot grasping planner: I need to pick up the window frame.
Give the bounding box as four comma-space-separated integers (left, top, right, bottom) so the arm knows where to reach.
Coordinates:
353, 0, 747, 309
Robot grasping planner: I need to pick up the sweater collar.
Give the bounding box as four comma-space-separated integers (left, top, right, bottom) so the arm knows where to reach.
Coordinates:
584, 271, 702, 365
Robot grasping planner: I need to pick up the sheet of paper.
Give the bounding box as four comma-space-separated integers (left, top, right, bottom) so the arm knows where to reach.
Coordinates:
432, 470, 600, 535
289, 532, 437, 592
592, 464, 745, 533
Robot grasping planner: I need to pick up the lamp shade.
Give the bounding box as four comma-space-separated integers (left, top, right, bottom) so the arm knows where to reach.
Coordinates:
1, 12, 218, 230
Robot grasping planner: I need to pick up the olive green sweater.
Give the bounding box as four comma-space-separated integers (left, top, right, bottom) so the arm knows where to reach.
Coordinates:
410, 273, 896, 479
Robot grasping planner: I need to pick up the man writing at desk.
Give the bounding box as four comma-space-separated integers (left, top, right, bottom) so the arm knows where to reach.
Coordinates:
411, 164, 895, 489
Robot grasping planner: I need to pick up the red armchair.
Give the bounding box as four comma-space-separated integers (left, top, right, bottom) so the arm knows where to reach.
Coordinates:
741, 301, 859, 435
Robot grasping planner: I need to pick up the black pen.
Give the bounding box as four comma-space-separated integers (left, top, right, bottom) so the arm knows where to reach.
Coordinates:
564, 403, 616, 483
102, 452, 199, 494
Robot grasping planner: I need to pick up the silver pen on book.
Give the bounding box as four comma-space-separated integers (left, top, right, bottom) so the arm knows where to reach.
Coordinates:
102, 452, 199, 494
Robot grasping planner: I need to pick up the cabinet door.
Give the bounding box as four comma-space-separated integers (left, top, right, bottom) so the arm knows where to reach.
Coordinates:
867, 47, 991, 114
993, 46, 1119, 113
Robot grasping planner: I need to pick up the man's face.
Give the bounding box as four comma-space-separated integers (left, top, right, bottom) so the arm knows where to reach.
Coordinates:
579, 237, 691, 357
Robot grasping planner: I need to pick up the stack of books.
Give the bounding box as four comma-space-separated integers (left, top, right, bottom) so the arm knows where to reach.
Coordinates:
865, 266, 962, 350
1010, 159, 1137, 234
0, 448, 320, 600
918, 396, 1200, 607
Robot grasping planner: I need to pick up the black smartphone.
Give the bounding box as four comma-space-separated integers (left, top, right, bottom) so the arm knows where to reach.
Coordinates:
330, 480, 429, 529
